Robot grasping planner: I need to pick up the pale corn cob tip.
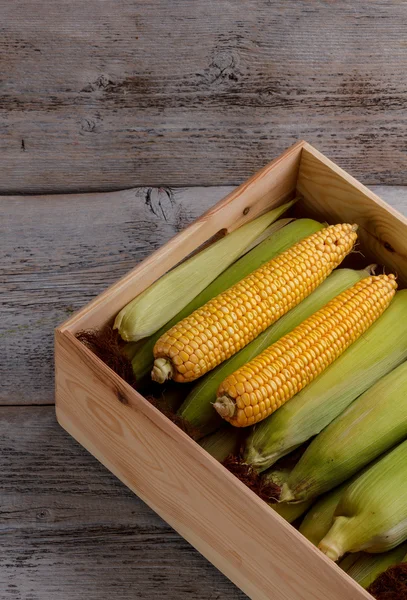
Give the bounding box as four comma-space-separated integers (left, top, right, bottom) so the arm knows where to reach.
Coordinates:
152, 223, 358, 384
214, 273, 397, 427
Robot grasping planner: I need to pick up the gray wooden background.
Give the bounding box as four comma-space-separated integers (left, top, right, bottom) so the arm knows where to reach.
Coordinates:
2, 1, 407, 194
2, 1, 407, 599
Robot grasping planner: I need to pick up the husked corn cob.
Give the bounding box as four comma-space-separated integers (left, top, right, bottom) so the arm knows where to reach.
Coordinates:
280, 361, 407, 503
178, 267, 370, 437
152, 224, 358, 384
319, 439, 407, 561
133, 218, 324, 383
340, 543, 407, 589
215, 274, 397, 427
244, 289, 407, 472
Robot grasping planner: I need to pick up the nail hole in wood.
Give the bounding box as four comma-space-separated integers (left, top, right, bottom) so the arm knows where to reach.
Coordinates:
383, 241, 395, 253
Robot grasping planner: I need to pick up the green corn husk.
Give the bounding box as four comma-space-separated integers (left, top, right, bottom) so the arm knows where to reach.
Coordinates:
263, 468, 313, 523
340, 543, 407, 589
199, 427, 241, 462
178, 266, 367, 436
131, 216, 323, 385
339, 553, 362, 573
240, 217, 294, 253
158, 384, 191, 413
299, 451, 394, 547
271, 500, 313, 524
264, 467, 291, 488
281, 361, 407, 503
299, 483, 349, 546
121, 339, 146, 362
114, 202, 295, 342
319, 439, 407, 561
245, 289, 407, 473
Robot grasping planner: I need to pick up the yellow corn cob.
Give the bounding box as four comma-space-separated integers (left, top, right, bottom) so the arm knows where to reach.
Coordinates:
214, 274, 397, 427
151, 223, 358, 384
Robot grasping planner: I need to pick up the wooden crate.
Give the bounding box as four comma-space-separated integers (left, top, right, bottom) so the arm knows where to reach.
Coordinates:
55, 141, 407, 600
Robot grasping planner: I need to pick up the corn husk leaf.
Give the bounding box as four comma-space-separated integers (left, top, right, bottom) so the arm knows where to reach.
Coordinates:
281, 361, 407, 503
115, 202, 295, 341
319, 439, 407, 561
264, 467, 313, 523
199, 427, 241, 462
340, 543, 407, 589
245, 290, 407, 472
299, 483, 347, 546
271, 499, 313, 524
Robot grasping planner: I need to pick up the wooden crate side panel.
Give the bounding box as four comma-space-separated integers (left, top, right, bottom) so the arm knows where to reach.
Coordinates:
59, 141, 304, 335
55, 330, 372, 600
297, 144, 407, 286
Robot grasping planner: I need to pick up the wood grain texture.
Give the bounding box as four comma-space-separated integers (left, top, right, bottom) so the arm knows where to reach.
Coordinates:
0, 405, 245, 600
2, 183, 406, 407
2, 1, 407, 193
2, 185, 234, 406
55, 330, 372, 600
297, 144, 407, 286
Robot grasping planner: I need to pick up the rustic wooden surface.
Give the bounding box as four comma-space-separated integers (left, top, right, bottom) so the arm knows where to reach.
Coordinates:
2, 1, 407, 194
1, 184, 406, 599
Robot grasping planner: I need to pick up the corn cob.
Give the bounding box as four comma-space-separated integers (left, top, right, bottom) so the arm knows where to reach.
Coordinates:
199, 427, 241, 462
115, 202, 294, 342
319, 439, 407, 561
178, 267, 370, 437
340, 543, 407, 589
215, 274, 397, 427
152, 223, 358, 384
244, 289, 407, 472
280, 361, 407, 503
132, 218, 324, 383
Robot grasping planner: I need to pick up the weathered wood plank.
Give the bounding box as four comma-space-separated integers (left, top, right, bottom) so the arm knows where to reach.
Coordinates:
0, 406, 246, 599
1, 186, 233, 405
2, 1, 407, 193
2, 186, 406, 406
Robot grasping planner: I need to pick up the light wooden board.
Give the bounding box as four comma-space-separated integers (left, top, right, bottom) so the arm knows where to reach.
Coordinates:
297, 145, 407, 286
0, 406, 246, 600
55, 329, 372, 600
2, 184, 406, 406
2, 1, 407, 193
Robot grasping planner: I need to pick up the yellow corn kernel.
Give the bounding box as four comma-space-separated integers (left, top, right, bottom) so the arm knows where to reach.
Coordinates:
214, 274, 397, 427
151, 224, 358, 383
